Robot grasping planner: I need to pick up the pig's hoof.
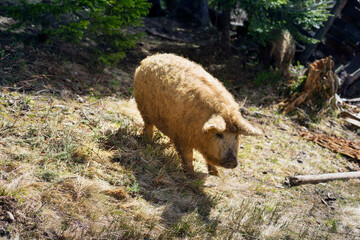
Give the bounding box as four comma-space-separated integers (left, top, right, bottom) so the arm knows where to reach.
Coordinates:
208, 169, 219, 176
207, 164, 219, 176
208, 168, 219, 176
183, 168, 196, 177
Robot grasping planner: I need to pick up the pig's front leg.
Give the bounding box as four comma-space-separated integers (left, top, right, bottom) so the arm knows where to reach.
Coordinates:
207, 162, 219, 176
176, 144, 195, 175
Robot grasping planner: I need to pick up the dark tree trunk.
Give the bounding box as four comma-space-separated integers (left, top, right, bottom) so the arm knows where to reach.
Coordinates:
299, 0, 349, 64
220, 8, 231, 51
148, 0, 165, 17
196, 0, 211, 26
168, 0, 210, 26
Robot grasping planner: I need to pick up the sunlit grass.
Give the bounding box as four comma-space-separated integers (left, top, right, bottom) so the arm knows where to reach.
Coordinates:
0, 89, 359, 239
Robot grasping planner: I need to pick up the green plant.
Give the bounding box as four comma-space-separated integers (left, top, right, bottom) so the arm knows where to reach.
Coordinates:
0, 186, 10, 196
254, 70, 281, 86
209, 0, 331, 45
38, 169, 59, 182
289, 61, 307, 92
126, 180, 140, 193
326, 218, 338, 233
2, 0, 150, 65
0, 47, 6, 58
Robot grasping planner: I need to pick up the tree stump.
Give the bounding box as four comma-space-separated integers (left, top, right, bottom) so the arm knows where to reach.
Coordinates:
283, 56, 338, 114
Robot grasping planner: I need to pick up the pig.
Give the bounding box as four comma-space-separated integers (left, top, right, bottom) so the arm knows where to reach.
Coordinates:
134, 53, 262, 176
260, 30, 295, 77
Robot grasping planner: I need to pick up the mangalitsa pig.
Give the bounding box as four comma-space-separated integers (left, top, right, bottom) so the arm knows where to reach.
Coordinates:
260, 30, 295, 77
134, 53, 262, 176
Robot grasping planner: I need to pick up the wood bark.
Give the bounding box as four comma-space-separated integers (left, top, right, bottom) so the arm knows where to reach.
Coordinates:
299, 0, 349, 64
299, 130, 360, 160
288, 171, 360, 186
220, 8, 231, 51
148, 0, 164, 17
196, 0, 211, 26
283, 56, 338, 114
345, 117, 360, 128
168, 0, 211, 26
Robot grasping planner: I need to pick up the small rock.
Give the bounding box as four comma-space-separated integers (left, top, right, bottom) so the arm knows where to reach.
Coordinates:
6, 211, 15, 222
278, 124, 290, 131
203, 183, 217, 187
60, 89, 72, 99
103, 67, 112, 75
75, 95, 85, 103
7, 99, 14, 105
52, 105, 67, 110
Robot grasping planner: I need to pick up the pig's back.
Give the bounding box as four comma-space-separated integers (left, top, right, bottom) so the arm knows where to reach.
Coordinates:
134, 54, 237, 142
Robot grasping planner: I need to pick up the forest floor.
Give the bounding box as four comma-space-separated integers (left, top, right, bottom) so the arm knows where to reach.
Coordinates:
0, 17, 360, 239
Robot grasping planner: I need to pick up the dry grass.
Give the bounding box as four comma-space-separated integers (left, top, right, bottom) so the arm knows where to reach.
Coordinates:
0, 88, 359, 239
1, 18, 359, 238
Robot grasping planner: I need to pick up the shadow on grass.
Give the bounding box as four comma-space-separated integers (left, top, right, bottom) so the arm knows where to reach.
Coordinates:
101, 125, 219, 237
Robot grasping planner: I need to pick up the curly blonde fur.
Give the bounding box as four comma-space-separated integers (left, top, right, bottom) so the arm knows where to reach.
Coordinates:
134, 53, 261, 175
261, 30, 295, 77
270, 30, 295, 76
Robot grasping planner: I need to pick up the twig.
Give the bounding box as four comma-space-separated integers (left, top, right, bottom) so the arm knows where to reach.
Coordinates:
341, 97, 360, 103
0, 53, 10, 60
1, 86, 24, 91
288, 171, 360, 186
80, 110, 98, 134
77, 142, 106, 167
145, 28, 191, 42
0, 110, 22, 136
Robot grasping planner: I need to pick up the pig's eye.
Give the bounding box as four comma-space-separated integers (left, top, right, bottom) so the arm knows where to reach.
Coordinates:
215, 133, 223, 139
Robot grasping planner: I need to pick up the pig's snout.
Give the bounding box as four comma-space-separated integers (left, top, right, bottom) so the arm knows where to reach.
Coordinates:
224, 161, 237, 168
222, 151, 238, 169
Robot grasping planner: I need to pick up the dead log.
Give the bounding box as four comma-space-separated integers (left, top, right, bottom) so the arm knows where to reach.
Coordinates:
342, 97, 360, 102
288, 171, 360, 186
345, 117, 360, 128
335, 93, 360, 128
283, 56, 338, 114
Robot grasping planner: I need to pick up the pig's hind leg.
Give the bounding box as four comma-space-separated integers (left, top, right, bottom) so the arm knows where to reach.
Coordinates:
143, 122, 154, 141
140, 114, 154, 141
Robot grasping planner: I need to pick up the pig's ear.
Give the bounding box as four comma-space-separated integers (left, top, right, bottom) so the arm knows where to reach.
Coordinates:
233, 116, 263, 136
202, 114, 226, 133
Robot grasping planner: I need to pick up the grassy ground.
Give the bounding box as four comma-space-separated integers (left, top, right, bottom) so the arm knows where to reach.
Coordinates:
1, 17, 360, 240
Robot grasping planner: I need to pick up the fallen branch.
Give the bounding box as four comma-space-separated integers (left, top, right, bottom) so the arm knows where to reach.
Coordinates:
341, 97, 360, 103
335, 94, 360, 128
145, 28, 189, 42
288, 171, 360, 186
345, 118, 360, 128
